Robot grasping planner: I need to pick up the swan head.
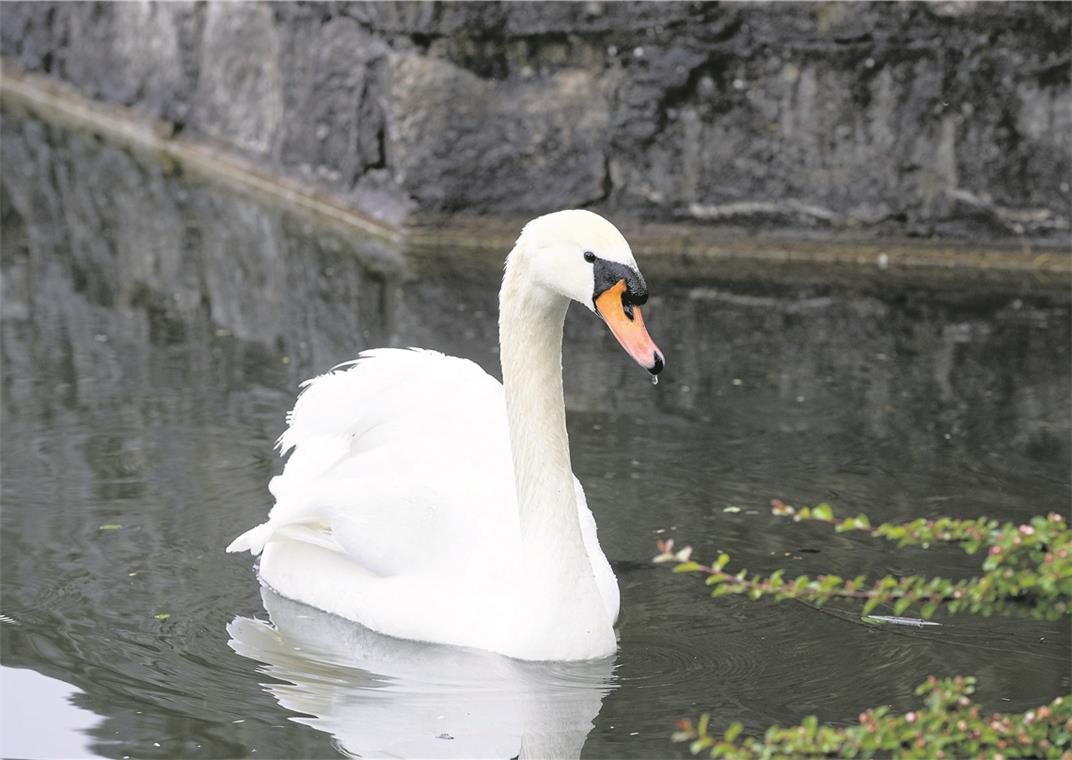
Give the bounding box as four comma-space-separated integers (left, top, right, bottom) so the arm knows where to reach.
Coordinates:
512, 209, 665, 375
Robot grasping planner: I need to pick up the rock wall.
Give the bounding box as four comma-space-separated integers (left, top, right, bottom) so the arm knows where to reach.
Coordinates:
2, 1, 1069, 238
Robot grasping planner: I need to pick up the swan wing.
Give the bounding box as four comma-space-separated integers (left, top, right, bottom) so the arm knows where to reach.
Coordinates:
227, 349, 519, 576
574, 477, 620, 623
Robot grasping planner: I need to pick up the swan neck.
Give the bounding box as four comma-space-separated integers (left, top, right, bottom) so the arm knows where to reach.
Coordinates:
498, 254, 583, 558
496, 245, 614, 656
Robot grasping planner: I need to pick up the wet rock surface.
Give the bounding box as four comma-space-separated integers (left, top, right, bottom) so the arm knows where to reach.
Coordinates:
2, 1, 1069, 239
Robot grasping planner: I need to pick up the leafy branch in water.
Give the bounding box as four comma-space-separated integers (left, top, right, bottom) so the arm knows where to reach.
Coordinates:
658, 505, 1071, 757
672, 676, 1072, 759
654, 505, 1070, 620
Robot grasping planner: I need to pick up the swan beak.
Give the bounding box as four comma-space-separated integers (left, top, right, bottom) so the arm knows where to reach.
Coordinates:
594, 280, 665, 375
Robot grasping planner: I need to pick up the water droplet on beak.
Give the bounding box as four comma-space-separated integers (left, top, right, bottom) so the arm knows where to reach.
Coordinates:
651, 374, 659, 386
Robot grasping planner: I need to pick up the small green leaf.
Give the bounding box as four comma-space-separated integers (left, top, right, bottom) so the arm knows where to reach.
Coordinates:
98, 524, 123, 531
154, 612, 171, 622
723, 505, 741, 513
714, 553, 730, 571
713, 742, 736, 758
690, 736, 713, 753
673, 562, 702, 573
820, 574, 843, 592
725, 722, 743, 742
813, 504, 834, 522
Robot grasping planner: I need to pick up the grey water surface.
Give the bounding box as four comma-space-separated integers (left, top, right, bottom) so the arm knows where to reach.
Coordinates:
1, 112, 1070, 759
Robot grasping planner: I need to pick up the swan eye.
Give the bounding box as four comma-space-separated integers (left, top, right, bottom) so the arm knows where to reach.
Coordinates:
583, 251, 596, 263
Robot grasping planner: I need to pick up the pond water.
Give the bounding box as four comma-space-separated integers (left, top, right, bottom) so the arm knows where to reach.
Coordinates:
1, 111, 1070, 759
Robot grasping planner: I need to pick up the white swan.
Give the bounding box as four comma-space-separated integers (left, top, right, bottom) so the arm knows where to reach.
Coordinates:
227, 209, 665, 661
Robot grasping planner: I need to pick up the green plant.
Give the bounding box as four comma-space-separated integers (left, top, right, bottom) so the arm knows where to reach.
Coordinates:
656, 504, 1071, 758
654, 504, 1070, 620
672, 676, 1071, 759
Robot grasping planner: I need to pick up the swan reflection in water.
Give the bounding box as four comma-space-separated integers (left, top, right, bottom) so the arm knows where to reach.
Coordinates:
227, 587, 616, 758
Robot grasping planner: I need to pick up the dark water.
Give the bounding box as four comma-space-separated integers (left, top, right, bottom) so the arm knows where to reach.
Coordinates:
1, 111, 1069, 759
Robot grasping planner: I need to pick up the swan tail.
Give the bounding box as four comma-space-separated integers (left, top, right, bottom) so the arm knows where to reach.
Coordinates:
226, 459, 346, 556
226, 522, 274, 555
227, 520, 342, 556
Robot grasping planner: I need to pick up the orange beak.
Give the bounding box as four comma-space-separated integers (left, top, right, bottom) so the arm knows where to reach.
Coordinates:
594, 280, 665, 375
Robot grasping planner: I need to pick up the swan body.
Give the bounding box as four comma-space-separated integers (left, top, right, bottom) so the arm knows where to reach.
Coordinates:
228, 210, 664, 661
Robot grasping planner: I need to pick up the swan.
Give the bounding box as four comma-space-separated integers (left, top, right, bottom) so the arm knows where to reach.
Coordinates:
227, 209, 665, 661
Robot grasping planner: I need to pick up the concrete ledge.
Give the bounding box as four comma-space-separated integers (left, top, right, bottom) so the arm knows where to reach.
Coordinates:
3, 61, 1069, 286
0, 62, 402, 246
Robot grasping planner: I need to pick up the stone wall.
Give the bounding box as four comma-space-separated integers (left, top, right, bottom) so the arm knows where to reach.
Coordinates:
2, 1, 1069, 238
